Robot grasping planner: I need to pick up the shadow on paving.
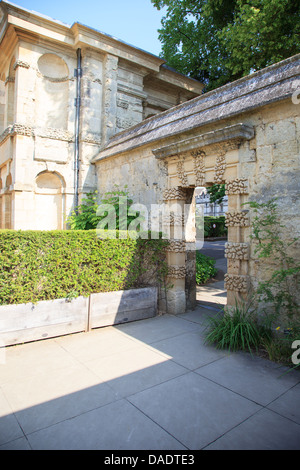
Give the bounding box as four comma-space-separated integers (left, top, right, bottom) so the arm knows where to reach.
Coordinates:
1, 307, 300, 450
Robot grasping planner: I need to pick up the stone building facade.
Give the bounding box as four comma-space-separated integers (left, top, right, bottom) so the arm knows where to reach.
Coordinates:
0, 1, 203, 230
92, 55, 300, 314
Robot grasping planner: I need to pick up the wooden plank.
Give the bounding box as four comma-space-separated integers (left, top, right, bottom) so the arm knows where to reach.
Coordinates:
0, 288, 158, 346
90, 287, 158, 329
0, 297, 89, 346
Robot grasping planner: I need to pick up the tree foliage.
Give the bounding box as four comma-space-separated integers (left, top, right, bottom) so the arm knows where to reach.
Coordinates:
151, 0, 300, 91
206, 184, 226, 204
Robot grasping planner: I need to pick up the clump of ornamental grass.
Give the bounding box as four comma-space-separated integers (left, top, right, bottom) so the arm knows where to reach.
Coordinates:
204, 300, 272, 353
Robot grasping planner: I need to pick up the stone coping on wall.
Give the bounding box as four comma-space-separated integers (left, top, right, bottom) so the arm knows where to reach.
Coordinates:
92, 54, 300, 162
152, 124, 254, 160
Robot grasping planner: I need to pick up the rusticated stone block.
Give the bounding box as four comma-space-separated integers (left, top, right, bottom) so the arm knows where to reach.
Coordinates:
225, 211, 249, 227
214, 154, 226, 184
163, 187, 186, 201
162, 213, 185, 227
224, 274, 249, 292
167, 265, 186, 279
176, 159, 189, 187
11, 124, 33, 137
13, 60, 30, 70
225, 242, 249, 260
225, 178, 249, 195
191, 149, 206, 187
36, 128, 73, 142
167, 240, 186, 253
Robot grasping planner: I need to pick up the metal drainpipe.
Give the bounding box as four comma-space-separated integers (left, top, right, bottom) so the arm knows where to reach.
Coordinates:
74, 48, 82, 214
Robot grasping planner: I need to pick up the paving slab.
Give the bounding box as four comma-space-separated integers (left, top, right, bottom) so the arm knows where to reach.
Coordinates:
205, 408, 300, 450
1, 362, 120, 434
85, 345, 187, 397
150, 331, 227, 370
267, 382, 300, 425
26, 399, 186, 450
0, 303, 300, 450
114, 313, 201, 344
128, 372, 261, 450
195, 352, 300, 406
0, 338, 79, 385
0, 389, 24, 446
55, 325, 139, 362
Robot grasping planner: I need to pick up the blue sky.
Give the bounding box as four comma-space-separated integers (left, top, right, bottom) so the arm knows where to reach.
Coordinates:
5, 0, 166, 56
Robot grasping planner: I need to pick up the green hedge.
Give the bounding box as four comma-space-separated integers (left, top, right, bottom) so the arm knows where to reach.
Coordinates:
196, 216, 227, 238
205, 216, 227, 237
196, 252, 218, 285
0, 230, 169, 306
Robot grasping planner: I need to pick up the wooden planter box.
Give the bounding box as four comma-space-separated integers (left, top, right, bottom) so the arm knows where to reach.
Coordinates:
0, 287, 158, 347
89, 287, 158, 329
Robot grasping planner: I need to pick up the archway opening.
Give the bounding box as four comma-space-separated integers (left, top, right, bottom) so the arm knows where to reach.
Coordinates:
194, 185, 227, 310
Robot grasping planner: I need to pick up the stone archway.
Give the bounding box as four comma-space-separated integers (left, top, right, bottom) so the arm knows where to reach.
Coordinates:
153, 123, 254, 314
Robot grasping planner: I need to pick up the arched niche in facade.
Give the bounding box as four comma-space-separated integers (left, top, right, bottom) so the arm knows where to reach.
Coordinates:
37, 53, 69, 80
36, 53, 69, 129
34, 171, 65, 230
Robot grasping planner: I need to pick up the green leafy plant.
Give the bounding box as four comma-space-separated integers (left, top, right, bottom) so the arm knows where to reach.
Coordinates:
67, 191, 101, 230
244, 198, 300, 321
204, 300, 272, 353
205, 216, 227, 238
96, 187, 138, 231
261, 323, 300, 367
196, 252, 217, 285
67, 187, 137, 231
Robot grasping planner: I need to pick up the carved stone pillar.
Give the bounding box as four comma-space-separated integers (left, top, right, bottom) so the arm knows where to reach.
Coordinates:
214, 152, 226, 184
163, 187, 187, 314
224, 178, 250, 305
191, 150, 206, 187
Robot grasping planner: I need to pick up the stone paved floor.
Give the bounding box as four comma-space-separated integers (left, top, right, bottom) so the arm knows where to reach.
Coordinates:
1, 304, 300, 450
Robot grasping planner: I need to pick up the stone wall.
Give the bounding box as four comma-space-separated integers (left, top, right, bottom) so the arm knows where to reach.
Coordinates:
241, 100, 300, 308
93, 55, 300, 314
